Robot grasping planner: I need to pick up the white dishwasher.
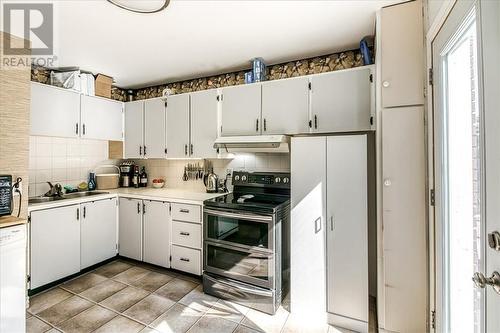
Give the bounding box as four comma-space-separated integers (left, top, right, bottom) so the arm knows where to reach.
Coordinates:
0, 224, 26, 333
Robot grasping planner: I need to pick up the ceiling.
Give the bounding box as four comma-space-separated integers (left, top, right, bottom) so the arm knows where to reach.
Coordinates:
47, 0, 403, 89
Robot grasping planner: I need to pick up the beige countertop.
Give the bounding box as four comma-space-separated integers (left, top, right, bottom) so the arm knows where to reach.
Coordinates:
0, 216, 27, 229
28, 187, 226, 212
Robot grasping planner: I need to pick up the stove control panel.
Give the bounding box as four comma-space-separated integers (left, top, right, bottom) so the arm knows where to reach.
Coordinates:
232, 172, 290, 188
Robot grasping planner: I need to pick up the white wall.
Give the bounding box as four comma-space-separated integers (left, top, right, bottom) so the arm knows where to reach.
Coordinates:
28, 136, 110, 196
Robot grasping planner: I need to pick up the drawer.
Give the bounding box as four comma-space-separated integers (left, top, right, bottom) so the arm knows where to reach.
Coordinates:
171, 245, 201, 275
172, 221, 202, 249
171, 203, 201, 223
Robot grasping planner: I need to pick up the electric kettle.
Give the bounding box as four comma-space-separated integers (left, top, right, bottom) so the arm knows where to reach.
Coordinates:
204, 171, 219, 193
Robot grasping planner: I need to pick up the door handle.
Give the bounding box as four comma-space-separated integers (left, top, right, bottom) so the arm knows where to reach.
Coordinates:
144, 146, 147, 156
82, 124, 86, 135
137, 202, 141, 214
472, 271, 500, 294
143, 203, 146, 214
488, 231, 500, 251
83, 206, 86, 219
185, 144, 188, 156
76, 208, 80, 220
75, 123, 79, 135
314, 217, 322, 233
139, 146, 142, 156
180, 257, 190, 262
314, 115, 318, 129
180, 232, 190, 236
190, 144, 193, 156
256, 119, 259, 132
330, 216, 334, 231
179, 209, 190, 213
263, 118, 267, 131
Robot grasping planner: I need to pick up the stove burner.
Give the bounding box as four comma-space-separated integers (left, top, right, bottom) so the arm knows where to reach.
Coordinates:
237, 194, 255, 203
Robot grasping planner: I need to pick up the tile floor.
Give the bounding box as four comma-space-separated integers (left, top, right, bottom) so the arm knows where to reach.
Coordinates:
27, 259, 368, 333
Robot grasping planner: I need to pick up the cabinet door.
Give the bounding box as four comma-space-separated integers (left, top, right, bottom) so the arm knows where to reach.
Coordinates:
81, 95, 123, 141
144, 98, 166, 158
30, 205, 80, 289
382, 107, 426, 332
81, 198, 118, 269
290, 136, 327, 323
190, 89, 218, 158
326, 135, 368, 331
143, 201, 170, 268
311, 68, 373, 133
381, 0, 424, 107
261, 77, 310, 134
124, 101, 144, 159
118, 198, 143, 261
221, 84, 262, 136
30, 83, 80, 138
166, 94, 190, 158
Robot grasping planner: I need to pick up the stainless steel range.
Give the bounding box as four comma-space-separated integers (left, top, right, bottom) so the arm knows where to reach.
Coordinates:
202, 171, 290, 315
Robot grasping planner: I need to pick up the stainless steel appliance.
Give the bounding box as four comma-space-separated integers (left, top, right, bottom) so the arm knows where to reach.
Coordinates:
119, 161, 135, 187
0, 176, 12, 216
203, 171, 219, 193
203, 171, 290, 315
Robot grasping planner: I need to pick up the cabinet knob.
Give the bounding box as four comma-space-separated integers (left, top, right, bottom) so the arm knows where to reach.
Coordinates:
382, 81, 390, 88
383, 178, 392, 187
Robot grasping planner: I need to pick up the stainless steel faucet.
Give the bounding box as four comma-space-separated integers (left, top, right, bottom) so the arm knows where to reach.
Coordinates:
44, 182, 63, 197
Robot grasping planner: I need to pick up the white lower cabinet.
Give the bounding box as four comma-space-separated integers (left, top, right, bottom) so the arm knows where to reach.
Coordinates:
30, 204, 81, 289
81, 198, 118, 269
172, 221, 201, 249
291, 135, 369, 332
143, 200, 170, 268
118, 198, 143, 261
171, 245, 201, 276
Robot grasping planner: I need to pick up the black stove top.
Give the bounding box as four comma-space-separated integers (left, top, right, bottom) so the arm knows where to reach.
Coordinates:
204, 171, 291, 214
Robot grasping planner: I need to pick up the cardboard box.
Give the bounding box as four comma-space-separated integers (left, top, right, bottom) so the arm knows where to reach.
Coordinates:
95, 74, 113, 98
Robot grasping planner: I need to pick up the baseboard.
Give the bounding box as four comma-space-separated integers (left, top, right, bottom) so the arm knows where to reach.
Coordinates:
328, 312, 368, 333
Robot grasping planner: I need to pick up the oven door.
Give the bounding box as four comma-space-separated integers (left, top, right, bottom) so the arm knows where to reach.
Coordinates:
204, 240, 274, 289
203, 208, 274, 252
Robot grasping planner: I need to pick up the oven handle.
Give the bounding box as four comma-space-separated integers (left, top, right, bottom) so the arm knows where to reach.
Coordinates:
204, 273, 273, 297
204, 208, 273, 222
205, 240, 274, 256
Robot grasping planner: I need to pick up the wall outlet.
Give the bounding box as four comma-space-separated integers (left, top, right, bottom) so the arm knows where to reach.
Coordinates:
12, 179, 22, 196
226, 168, 233, 177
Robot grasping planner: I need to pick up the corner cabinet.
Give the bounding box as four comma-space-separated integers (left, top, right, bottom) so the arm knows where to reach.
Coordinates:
118, 197, 143, 261
143, 200, 171, 268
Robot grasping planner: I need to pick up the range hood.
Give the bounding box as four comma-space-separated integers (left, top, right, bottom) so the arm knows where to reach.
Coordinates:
213, 135, 290, 153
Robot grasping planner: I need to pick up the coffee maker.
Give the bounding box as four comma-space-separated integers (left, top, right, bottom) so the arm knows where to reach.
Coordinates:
119, 161, 135, 187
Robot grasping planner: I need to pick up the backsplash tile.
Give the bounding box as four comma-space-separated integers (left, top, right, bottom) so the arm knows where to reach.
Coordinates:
29, 136, 110, 197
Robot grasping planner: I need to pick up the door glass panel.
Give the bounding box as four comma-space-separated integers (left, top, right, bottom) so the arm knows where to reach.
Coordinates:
206, 244, 270, 281
440, 11, 482, 333
206, 214, 269, 249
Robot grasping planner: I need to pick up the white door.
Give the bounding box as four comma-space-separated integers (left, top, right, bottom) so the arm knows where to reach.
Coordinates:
290, 136, 327, 325
80, 95, 123, 141
81, 198, 117, 269
261, 77, 309, 135
190, 89, 218, 158
30, 205, 81, 289
124, 101, 144, 158
30, 83, 81, 138
143, 200, 170, 268
166, 94, 190, 158
221, 84, 262, 136
311, 67, 373, 133
118, 198, 142, 261
144, 98, 166, 158
433, 1, 500, 331
326, 135, 368, 332
380, 0, 424, 108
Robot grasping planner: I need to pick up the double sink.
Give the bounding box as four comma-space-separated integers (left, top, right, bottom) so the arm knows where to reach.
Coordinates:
28, 191, 109, 204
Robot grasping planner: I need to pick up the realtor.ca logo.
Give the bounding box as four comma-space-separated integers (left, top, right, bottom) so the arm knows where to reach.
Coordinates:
2, 2, 56, 68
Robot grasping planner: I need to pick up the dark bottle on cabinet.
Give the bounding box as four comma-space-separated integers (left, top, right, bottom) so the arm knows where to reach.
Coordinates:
140, 167, 148, 187
132, 165, 140, 188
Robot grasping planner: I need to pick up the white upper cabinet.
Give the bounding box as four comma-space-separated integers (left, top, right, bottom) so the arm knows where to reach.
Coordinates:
124, 101, 144, 159
221, 84, 262, 136
166, 94, 190, 158
261, 76, 310, 135
143, 200, 170, 268
31, 83, 80, 138
144, 98, 166, 158
380, 0, 424, 108
311, 67, 373, 133
190, 89, 218, 158
81, 95, 123, 141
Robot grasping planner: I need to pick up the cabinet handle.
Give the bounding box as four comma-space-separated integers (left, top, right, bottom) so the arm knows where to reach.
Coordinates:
137, 202, 141, 214
77, 208, 80, 220
82, 124, 86, 135
314, 217, 321, 233
83, 206, 86, 219
179, 209, 190, 213
180, 231, 190, 236
263, 118, 267, 131
330, 216, 334, 231
75, 123, 79, 135
190, 144, 193, 155
143, 203, 146, 214
184, 144, 188, 156
139, 146, 142, 155
256, 119, 259, 132
314, 115, 318, 129
180, 257, 190, 262
144, 146, 147, 156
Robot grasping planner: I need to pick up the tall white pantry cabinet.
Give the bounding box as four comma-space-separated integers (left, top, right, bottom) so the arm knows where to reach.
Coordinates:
291, 134, 370, 332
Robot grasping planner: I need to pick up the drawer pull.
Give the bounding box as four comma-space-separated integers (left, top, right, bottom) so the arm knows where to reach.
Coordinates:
180, 231, 190, 236
180, 257, 190, 262
179, 209, 190, 213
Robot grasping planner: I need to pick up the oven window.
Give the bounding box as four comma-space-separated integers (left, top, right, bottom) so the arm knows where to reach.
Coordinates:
206, 214, 269, 249
206, 244, 270, 281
